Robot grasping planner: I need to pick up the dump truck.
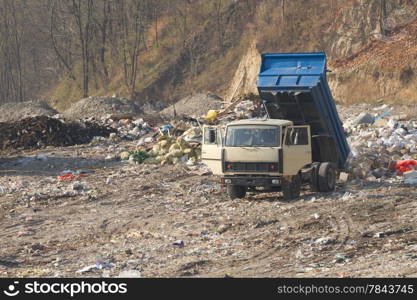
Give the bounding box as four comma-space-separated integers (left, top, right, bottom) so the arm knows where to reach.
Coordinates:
202, 52, 350, 200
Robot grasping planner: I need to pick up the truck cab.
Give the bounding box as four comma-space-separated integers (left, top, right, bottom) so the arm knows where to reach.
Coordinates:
203, 119, 326, 200
202, 118, 337, 200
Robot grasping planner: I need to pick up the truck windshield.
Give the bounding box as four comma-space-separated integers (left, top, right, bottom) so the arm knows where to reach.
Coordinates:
225, 126, 280, 147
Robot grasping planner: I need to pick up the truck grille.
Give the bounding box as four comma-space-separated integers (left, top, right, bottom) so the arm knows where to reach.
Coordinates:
224, 162, 278, 172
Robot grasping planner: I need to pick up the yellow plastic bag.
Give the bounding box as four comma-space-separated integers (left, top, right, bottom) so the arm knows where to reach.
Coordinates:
119, 151, 130, 160
205, 110, 218, 121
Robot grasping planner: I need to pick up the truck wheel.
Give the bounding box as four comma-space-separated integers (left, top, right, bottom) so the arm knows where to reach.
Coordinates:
318, 162, 336, 192
227, 185, 246, 199
282, 174, 301, 201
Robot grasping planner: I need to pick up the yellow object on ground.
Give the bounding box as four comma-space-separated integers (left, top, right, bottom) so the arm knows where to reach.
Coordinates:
205, 110, 218, 121
119, 151, 130, 160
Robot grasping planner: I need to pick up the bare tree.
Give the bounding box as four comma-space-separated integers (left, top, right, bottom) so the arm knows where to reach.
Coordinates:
70, 0, 94, 97
92, 0, 111, 81
0, 0, 24, 103
213, 0, 236, 52
380, 0, 387, 35
49, 0, 78, 85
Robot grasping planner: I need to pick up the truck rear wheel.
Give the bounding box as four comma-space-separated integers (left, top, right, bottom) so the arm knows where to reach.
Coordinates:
318, 162, 336, 192
227, 185, 246, 199
282, 174, 301, 200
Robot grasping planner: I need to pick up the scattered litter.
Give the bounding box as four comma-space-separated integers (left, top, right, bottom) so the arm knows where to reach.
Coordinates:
161, 124, 174, 133
403, 170, 417, 185
72, 183, 85, 191
314, 237, 336, 246
335, 253, 350, 263
35, 154, 48, 161
389, 160, 417, 175
95, 261, 115, 270
352, 112, 374, 125
119, 151, 130, 160
373, 104, 389, 111
173, 240, 185, 248
341, 192, 352, 200
0, 185, 6, 194
374, 109, 393, 121
339, 172, 349, 183
374, 232, 385, 238
75, 265, 96, 274
57, 173, 85, 181
205, 110, 218, 121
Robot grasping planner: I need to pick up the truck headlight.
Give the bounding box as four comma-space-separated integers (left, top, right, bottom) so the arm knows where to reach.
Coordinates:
272, 179, 279, 184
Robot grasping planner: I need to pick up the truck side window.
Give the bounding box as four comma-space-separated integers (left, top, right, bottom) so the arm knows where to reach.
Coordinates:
286, 127, 308, 145
204, 128, 217, 144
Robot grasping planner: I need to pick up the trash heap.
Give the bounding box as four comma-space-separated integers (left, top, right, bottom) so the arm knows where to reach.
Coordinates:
234, 100, 258, 119
345, 109, 417, 181
0, 116, 116, 150
146, 130, 202, 165
215, 98, 265, 123
104, 117, 155, 140
119, 126, 202, 166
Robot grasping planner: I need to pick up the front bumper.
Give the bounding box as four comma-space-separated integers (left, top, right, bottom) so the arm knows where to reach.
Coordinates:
221, 176, 281, 186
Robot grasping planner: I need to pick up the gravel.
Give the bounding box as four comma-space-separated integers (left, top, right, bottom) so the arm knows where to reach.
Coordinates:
0, 101, 57, 122
64, 96, 142, 120
160, 93, 224, 119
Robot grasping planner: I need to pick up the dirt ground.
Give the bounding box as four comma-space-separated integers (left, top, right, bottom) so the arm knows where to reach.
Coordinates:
0, 138, 416, 278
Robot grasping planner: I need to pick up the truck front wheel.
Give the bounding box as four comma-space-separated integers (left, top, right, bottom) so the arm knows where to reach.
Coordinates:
318, 162, 336, 192
282, 174, 301, 201
227, 185, 246, 199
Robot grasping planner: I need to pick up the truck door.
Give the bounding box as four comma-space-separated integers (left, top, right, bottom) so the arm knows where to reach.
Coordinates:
283, 126, 312, 175
202, 126, 223, 175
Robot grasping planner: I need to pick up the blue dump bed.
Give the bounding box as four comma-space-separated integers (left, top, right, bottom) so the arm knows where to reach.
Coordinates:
257, 52, 350, 168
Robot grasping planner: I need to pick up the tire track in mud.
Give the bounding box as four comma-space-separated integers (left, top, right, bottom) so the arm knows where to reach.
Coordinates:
199, 198, 357, 276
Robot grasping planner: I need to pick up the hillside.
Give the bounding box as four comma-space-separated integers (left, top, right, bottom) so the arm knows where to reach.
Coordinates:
1, 0, 417, 109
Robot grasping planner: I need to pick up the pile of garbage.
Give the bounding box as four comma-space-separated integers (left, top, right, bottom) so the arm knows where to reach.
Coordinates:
104, 117, 155, 140
0, 116, 116, 150
213, 97, 265, 123
345, 107, 417, 182
118, 126, 202, 166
